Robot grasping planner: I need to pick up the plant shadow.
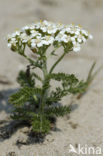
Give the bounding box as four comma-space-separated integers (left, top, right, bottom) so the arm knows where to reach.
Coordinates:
0, 88, 18, 115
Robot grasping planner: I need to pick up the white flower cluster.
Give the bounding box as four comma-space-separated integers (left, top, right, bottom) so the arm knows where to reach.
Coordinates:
7, 20, 93, 52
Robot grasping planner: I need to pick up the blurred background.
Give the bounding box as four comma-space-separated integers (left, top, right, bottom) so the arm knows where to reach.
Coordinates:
0, 0, 103, 155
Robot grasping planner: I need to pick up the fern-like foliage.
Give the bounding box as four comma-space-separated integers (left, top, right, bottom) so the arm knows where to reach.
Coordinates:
9, 68, 87, 133
45, 105, 71, 117
9, 86, 42, 106
46, 73, 79, 104
48, 73, 78, 83
9, 56, 97, 134
17, 70, 35, 87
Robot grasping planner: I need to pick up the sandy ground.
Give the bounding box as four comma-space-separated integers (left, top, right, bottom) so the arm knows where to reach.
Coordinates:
0, 0, 103, 155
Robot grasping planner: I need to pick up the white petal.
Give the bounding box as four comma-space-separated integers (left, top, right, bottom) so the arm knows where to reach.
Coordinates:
31, 43, 36, 48
89, 34, 93, 39
73, 46, 81, 52
37, 42, 43, 47
7, 43, 12, 48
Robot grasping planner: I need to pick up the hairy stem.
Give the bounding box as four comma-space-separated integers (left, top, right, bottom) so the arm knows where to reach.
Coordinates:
39, 53, 48, 131
49, 52, 66, 74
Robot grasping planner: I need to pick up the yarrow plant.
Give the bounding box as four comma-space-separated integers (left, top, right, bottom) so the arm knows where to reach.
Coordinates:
7, 20, 93, 134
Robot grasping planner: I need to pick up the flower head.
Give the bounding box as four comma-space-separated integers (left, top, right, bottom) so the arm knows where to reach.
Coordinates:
6, 20, 93, 53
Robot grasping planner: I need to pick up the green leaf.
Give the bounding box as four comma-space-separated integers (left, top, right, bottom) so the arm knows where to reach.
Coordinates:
9, 86, 42, 106
87, 61, 96, 82
32, 73, 42, 82
68, 81, 87, 94
11, 107, 37, 121
45, 105, 71, 117
76, 62, 103, 98
17, 70, 35, 87
48, 73, 78, 86
46, 87, 69, 104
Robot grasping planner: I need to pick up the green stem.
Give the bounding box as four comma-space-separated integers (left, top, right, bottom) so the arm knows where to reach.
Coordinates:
40, 54, 48, 111
49, 52, 66, 74
39, 58, 48, 132
40, 52, 67, 114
